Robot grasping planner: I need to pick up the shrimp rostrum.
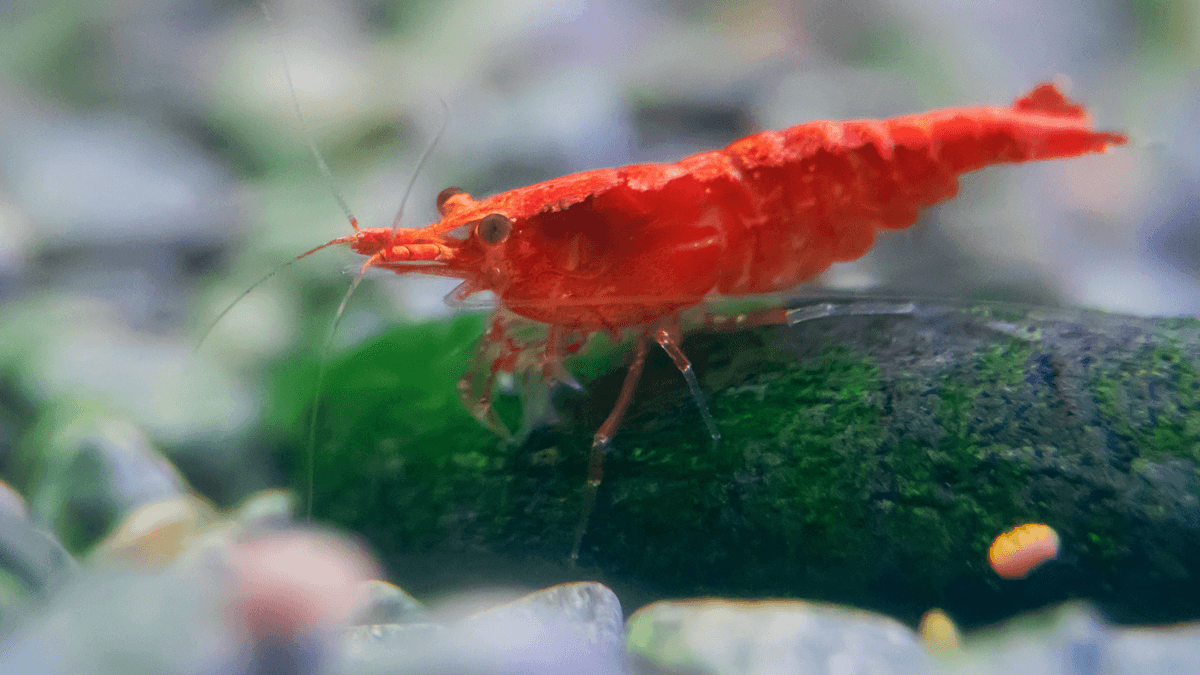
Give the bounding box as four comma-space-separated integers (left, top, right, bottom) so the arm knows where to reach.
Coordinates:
308, 82, 1126, 561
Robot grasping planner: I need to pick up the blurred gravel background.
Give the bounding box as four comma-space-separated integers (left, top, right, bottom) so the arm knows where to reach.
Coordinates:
0, 0, 1195, 594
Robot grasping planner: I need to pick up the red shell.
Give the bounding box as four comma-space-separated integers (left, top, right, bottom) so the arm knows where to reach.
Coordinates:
452, 83, 1126, 331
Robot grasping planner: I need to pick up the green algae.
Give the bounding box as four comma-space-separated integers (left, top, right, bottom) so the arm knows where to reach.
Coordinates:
266, 313, 510, 540
270, 304, 1200, 627
1090, 341, 1200, 468
566, 329, 1043, 603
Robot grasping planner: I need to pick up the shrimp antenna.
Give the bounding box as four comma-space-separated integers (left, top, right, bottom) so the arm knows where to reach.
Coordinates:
300, 103, 448, 516
299, 102, 448, 515
253, 0, 366, 521
304, 267, 367, 520
259, 0, 359, 230
193, 259, 299, 354
197, 4, 360, 355
390, 98, 451, 231
192, 234, 357, 354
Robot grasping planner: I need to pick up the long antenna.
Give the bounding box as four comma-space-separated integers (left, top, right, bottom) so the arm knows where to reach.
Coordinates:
390, 99, 451, 231
304, 268, 368, 520
194, 233, 358, 355
255, 2, 450, 521
302, 109, 449, 518
256, 0, 369, 521
259, 0, 359, 230
193, 260, 299, 354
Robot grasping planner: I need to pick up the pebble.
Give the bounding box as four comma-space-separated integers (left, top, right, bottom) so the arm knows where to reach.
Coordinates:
225, 530, 381, 642
626, 598, 932, 675
24, 415, 188, 554
0, 479, 29, 520
348, 579, 428, 626
919, 608, 960, 657
0, 547, 1197, 675
92, 494, 214, 568
232, 489, 294, 533
988, 523, 1060, 580
343, 581, 626, 675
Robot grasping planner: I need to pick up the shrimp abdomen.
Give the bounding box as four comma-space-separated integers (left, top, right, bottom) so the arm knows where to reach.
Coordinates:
712, 83, 1126, 296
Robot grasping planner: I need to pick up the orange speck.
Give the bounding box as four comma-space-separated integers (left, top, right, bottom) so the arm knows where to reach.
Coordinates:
919, 608, 959, 655
988, 523, 1060, 579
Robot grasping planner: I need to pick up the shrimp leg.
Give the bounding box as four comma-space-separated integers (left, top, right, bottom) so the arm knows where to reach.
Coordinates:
571, 334, 650, 566
541, 325, 583, 391
571, 317, 722, 564
459, 314, 520, 436
704, 300, 919, 331
653, 321, 721, 450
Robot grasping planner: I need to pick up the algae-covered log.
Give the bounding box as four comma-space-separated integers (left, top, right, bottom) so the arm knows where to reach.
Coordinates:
266, 300, 1200, 628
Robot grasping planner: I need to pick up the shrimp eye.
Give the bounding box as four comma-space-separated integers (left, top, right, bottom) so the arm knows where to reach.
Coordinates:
476, 213, 512, 245
436, 186, 466, 216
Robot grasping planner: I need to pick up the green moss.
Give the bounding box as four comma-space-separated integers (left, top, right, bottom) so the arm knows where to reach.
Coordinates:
1076, 505, 1133, 567
583, 333, 1040, 592
1091, 341, 1200, 468
268, 313, 512, 536
290, 314, 1051, 592
968, 304, 1035, 326
876, 340, 1035, 571
555, 341, 890, 591
720, 346, 883, 560
268, 305, 1200, 626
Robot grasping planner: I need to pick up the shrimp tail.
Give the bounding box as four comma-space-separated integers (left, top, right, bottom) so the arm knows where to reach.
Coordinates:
1008, 82, 1128, 157
1012, 82, 1090, 119
914, 82, 1128, 176
712, 82, 1127, 294
1009, 82, 1128, 156
852, 82, 1126, 222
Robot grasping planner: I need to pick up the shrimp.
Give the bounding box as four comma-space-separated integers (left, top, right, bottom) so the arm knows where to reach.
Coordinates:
299, 82, 1126, 563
